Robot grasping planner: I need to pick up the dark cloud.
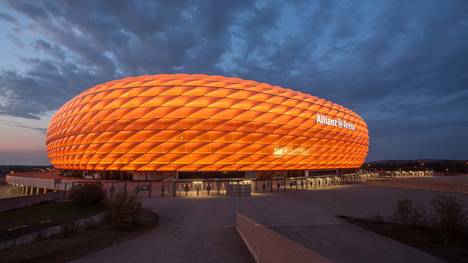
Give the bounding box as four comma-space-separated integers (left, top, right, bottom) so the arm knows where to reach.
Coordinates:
34, 39, 66, 60
0, 11, 18, 23
0, 0, 467, 160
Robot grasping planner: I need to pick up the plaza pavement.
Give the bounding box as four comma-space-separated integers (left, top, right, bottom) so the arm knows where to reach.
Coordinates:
73, 184, 468, 263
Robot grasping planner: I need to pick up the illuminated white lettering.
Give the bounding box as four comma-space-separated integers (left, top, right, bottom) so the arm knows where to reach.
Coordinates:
315, 114, 355, 130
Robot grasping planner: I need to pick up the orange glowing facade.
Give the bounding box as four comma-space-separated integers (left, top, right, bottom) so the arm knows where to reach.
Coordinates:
46, 74, 369, 172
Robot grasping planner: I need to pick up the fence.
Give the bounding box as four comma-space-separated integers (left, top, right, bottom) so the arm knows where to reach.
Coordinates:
91, 173, 381, 198
101, 180, 251, 198
375, 170, 434, 178
6, 170, 434, 199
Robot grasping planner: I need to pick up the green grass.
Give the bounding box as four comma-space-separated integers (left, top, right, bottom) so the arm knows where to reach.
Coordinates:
0, 201, 104, 240
0, 209, 158, 263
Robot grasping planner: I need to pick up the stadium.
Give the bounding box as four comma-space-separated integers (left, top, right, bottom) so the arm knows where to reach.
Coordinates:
45, 74, 369, 181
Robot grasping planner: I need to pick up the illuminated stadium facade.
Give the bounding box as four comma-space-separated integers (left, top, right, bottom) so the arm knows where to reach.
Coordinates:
46, 74, 369, 180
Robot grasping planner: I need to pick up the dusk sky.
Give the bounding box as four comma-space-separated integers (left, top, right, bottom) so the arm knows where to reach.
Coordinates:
0, 0, 467, 165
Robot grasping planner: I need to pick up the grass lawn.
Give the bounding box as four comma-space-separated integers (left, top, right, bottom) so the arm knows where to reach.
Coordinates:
0, 201, 105, 241
0, 209, 158, 263
339, 215, 468, 263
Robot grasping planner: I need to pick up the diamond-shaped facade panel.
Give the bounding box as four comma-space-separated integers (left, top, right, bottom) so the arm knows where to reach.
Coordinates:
46, 74, 369, 172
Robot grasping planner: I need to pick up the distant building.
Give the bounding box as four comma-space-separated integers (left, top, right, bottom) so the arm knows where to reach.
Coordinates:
46, 74, 369, 180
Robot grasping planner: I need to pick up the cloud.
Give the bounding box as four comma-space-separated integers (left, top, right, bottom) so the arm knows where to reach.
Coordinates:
0, 119, 46, 133
0, 11, 18, 24
0, 0, 467, 160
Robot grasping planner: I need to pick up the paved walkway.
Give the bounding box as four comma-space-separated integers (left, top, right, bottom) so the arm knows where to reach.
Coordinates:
73, 197, 254, 263
239, 186, 466, 262
74, 184, 467, 263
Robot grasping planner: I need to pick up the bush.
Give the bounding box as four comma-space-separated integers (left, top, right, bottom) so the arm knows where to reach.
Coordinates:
392, 199, 415, 227
10, 186, 23, 195
69, 183, 105, 206
106, 192, 142, 227
391, 195, 467, 242
431, 195, 467, 241
391, 199, 428, 227
414, 202, 432, 227
375, 213, 384, 224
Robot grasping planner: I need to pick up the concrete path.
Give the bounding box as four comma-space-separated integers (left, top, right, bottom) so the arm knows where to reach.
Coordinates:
238, 186, 466, 262
73, 198, 254, 263
74, 184, 467, 263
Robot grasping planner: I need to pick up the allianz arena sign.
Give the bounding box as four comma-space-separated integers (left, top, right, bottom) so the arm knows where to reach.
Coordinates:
316, 114, 356, 131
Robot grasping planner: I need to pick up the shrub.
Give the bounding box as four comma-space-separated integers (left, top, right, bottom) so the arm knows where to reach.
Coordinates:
106, 192, 142, 227
413, 203, 432, 227
392, 199, 415, 226
69, 183, 105, 206
10, 186, 23, 195
375, 213, 384, 224
391, 199, 428, 227
431, 195, 467, 241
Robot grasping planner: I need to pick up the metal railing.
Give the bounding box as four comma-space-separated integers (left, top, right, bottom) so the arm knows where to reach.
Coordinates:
6, 170, 435, 198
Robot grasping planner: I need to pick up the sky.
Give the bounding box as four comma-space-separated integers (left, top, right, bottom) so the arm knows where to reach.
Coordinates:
0, 0, 467, 165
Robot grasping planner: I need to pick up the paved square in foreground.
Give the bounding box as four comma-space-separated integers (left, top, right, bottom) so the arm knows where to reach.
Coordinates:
74, 184, 468, 263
